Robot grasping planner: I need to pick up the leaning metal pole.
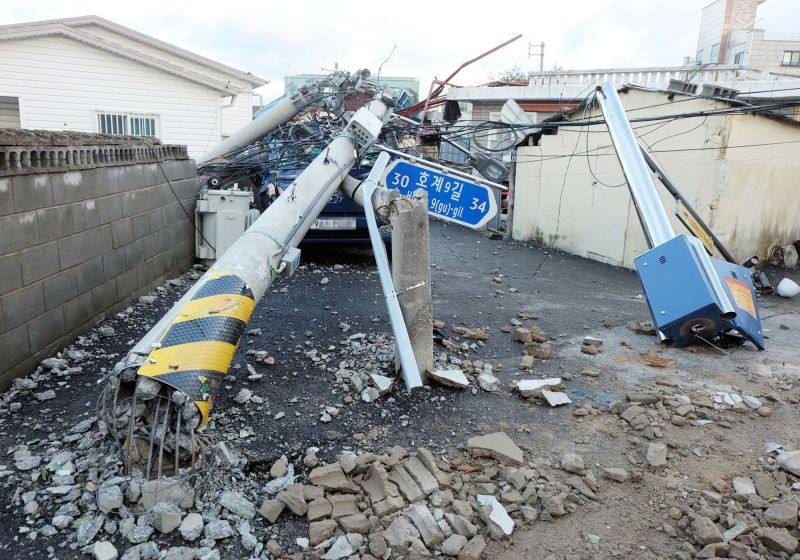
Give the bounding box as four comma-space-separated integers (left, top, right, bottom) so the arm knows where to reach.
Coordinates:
594, 83, 675, 249
103, 97, 393, 479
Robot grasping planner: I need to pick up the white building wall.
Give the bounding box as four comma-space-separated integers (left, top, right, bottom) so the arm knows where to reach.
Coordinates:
220, 92, 253, 138
512, 88, 800, 269
697, 0, 726, 63
748, 30, 800, 77
0, 35, 224, 158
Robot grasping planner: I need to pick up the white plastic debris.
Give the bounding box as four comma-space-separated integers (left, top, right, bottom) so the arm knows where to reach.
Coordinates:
776, 278, 800, 298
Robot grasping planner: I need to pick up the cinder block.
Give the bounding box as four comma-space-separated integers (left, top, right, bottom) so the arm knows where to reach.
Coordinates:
0, 178, 13, 217
142, 232, 161, 260
28, 307, 65, 354
71, 199, 100, 233
116, 268, 138, 300
0, 325, 29, 374
0, 212, 39, 253
121, 190, 147, 217
20, 241, 59, 285
152, 184, 174, 208
104, 165, 130, 195
92, 279, 118, 314
12, 174, 54, 212
37, 205, 73, 243
63, 290, 94, 331
80, 168, 109, 199
124, 240, 144, 270
174, 178, 203, 200
52, 171, 85, 205
137, 258, 158, 289
74, 257, 104, 294
131, 213, 151, 239
1, 283, 44, 331
43, 269, 78, 310
103, 248, 126, 280
58, 227, 112, 270
148, 207, 164, 232
111, 218, 133, 249
97, 194, 123, 224
0, 253, 23, 293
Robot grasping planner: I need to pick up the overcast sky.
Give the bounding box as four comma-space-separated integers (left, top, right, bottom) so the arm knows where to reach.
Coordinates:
2, 0, 799, 100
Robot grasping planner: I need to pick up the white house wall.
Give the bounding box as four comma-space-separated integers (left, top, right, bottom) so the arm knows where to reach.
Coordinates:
0, 35, 223, 158
220, 91, 253, 139
512, 88, 800, 269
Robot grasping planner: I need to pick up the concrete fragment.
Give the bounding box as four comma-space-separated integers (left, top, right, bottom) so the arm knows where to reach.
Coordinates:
601, 467, 629, 482
405, 456, 439, 495
97, 485, 123, 514
321, 535, 354, 560
542, 390, 571, 406
309, 519, 338, 546
149, 502, 182, 533
307, 498, 332, 521
370, 374, 394, 395
219, 491, 256, 519
444, 513, 478, 537
383, 516, 421, 550
477, 494, 514, 538
277, 485, 307, 516
441, 534, 468, 556
457, 535, 486, 560
722, 521, 750, 542
269, 456, 288, 479
258, 499, 285, 523
204, 520, 234, 540
416, 447, 451, 488
776, 450, 800, 476
764, 501, 799, 528
139, 479, 193, 510
691, 516, 723, 545
404, 504, 445, 547
560, 452, 585, 475
93, 541, 118, 560
646, 442, 667, 467
515, 378, 561, 398
309, 463, 353, 492
467, 432, 523, 465
338, 513, 369, 534
373, 495, 405, 517
757, 527, 798, 554
329, 493, 359, 518
731, 477, 755, 495
389, 465, 425, 503
429, 369, 469, 389
477, 372, 500, 392
178, 513, 203, 541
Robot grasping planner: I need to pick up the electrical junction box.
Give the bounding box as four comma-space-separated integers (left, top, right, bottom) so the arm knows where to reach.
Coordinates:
635, 234, 764, 350
195, 189, 258, 262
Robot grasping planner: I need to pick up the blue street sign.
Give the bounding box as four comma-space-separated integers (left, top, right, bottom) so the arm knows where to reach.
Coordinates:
382, 160, 498, 229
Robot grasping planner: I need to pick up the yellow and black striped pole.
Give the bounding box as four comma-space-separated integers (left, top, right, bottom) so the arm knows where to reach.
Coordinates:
137, 271, 255, 426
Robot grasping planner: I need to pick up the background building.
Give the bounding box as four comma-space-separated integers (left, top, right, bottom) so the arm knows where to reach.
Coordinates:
696, 0, 800, 76
0, 16, 267, 158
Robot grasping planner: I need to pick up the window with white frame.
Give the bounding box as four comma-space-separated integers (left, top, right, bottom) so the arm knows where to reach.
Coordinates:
97, 112, 159, 137
733, 51, 746, 65
710, 43, 720, 63
783, 51, 800, 66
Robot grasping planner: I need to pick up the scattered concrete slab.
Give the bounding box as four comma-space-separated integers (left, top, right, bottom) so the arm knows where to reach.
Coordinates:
467, 432, 524, 465
542, 390, 572, 406
429, 369, 469, 389
476, 495, 514, 538
515, 378, 561, 397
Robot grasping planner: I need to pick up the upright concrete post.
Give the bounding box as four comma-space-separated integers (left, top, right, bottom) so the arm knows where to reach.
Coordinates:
391, 188, 434, 381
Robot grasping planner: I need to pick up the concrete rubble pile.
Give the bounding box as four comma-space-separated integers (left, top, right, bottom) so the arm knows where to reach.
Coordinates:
656, 444, 800, 560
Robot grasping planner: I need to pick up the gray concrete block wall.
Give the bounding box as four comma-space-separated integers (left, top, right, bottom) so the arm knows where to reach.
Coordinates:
0, 145, 201, 390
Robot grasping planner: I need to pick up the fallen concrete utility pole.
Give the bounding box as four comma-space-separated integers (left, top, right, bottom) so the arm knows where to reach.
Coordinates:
390, 188, 434, 380
594, 83, 764, 350
103, 96, 394, 478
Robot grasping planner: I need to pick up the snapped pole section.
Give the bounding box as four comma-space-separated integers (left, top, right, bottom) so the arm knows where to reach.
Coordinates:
391, 188, 434, 381
361, 152, 424, 389
594, 83, 675, 248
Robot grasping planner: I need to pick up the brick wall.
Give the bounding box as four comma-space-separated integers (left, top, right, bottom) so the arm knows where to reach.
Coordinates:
0, 129, 203, 389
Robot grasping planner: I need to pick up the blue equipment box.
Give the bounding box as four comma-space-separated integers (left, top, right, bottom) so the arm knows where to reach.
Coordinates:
634, 235, 764, 350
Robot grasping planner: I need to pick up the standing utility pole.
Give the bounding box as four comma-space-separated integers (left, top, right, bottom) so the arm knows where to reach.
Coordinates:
528, 41, 545, 72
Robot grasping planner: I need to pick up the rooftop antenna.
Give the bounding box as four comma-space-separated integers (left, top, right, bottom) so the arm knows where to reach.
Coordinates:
528, 41, 545, 72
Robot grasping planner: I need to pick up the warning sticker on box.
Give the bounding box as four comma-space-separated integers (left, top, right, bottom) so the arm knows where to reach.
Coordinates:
725, 277, 757, 318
